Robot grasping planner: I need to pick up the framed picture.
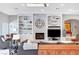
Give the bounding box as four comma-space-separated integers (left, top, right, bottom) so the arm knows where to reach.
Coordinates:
64, 21, 71, 32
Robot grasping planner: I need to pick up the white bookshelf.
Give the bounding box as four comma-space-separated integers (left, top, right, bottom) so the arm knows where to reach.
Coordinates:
18, 15, 33, 42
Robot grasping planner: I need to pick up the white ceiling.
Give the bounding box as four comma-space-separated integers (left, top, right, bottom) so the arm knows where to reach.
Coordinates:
0, 3, 79, 15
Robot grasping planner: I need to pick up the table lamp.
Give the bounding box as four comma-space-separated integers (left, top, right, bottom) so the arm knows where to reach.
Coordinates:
12, 34, 20, 40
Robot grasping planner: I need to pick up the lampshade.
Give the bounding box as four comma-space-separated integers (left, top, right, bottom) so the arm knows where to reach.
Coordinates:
13, 34, 20, 40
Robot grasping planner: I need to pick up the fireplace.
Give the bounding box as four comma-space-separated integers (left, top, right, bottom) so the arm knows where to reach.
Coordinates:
35, 33, 44, 39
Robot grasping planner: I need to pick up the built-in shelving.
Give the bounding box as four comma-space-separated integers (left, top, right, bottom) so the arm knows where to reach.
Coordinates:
19, 16, 32, 34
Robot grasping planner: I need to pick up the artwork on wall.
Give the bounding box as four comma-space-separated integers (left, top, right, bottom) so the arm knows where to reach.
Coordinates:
64, 21, 71, 33
33, 14, 46, 29
35, 19, 45, 29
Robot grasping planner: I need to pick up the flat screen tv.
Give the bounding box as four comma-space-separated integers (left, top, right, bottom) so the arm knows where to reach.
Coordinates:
48, 29, 61, 37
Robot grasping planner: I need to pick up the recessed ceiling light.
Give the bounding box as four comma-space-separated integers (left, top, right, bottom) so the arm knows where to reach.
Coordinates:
60, 4, 64, 6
